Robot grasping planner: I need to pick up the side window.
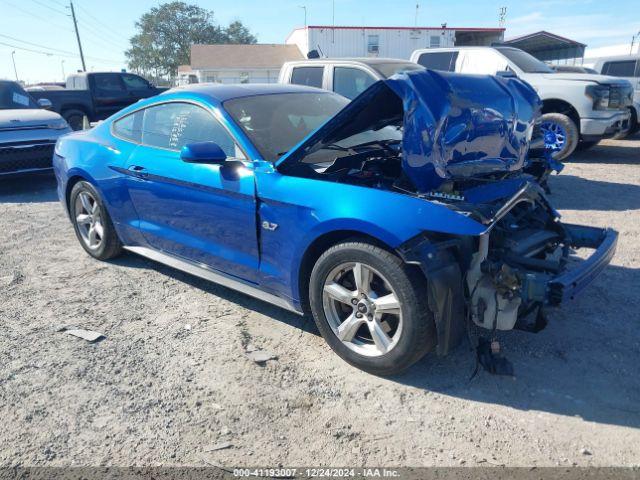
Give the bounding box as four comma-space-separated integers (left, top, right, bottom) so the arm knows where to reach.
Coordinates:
140, 102, 244, 158
113, 110, 143, 143
290, 67, 324, 88
602, 60, 637, 77
416, 52, 458, 71
122, 74, 151, 90
367, 35, 380, 54
333, 67, 376, 100
93, 74, 126, 95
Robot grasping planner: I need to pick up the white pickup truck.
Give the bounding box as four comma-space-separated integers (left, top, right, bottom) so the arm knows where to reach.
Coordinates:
410, 47, 634, 159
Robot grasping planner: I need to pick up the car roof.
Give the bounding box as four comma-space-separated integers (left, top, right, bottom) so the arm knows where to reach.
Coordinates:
162, 82, 329, 103
285, 57, 416, 66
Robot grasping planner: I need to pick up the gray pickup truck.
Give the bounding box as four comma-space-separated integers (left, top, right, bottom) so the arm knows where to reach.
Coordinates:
278, 58, 424, 99
0, 80, 71, 179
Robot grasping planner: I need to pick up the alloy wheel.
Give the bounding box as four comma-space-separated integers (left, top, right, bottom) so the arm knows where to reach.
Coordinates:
322, 262, 403, 357
540, 121, 567, 152
74, 191, 104, 250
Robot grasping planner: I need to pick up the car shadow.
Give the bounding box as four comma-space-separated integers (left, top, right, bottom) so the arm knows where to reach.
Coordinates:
548, 174, 640, 211
0, 174, 58, 203
109, 252, 317, 336
388, 260, 640, 429
568, 135, 640, 165
113, 250, 640, 429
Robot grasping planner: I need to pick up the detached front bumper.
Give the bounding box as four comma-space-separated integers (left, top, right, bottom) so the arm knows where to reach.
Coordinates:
522, 224, 618, 306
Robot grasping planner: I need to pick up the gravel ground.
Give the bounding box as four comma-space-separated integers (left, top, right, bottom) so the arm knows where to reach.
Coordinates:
0, 135, 639, 468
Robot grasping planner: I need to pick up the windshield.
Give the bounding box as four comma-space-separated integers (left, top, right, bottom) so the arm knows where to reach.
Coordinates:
0, 81, 37, 109
224, 92, 349, 161
373, 62, 425, 78
495, 47, 554, 74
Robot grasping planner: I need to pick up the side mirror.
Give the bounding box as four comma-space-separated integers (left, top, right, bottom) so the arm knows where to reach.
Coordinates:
180, 142, 227, 164
37, 98, 53, 110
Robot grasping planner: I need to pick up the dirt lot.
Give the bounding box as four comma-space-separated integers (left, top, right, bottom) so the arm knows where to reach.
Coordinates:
1, 135, 639, 468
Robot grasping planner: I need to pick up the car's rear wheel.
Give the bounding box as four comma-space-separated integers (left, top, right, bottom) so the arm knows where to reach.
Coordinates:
70, 181, 122, 260
309, 241, 436, 376
540, 113, 579, 161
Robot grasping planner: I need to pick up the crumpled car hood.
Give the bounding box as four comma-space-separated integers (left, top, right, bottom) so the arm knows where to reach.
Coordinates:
278, 69, 541, 193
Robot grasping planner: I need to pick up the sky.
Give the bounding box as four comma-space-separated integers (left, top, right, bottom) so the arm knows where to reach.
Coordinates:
1, 0, 638, 84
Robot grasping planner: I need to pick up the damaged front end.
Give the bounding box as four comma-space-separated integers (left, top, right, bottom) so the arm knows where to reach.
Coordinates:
399, 179, 617, 364
277, 69, 618, 369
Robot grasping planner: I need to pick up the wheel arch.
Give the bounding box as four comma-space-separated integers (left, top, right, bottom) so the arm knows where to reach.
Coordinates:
64, 174, 90, 214
296, 229, 404, 314
61, 105, 90, 117
541, 98, 581, 133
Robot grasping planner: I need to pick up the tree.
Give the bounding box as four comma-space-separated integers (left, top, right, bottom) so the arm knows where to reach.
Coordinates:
126, 2, 257, 80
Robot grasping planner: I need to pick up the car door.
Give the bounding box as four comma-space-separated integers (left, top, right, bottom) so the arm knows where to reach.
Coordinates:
115, 101, 259, 282
330, 66, 377, 100
91, 73, 130, 120
121, 73, 159, 101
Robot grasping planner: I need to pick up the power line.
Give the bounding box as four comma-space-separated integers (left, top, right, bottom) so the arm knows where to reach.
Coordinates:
27, 0, 68, 16
74, 0, 131, 47
0, 39, 123, 65
0, 0, 74, 33
0, 33, 77, 56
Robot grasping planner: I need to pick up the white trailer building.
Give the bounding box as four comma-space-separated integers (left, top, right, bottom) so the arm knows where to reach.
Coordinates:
286, 25, 505, 60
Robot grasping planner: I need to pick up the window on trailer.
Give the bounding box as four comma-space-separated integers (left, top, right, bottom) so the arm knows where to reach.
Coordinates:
367, 35, 380, 54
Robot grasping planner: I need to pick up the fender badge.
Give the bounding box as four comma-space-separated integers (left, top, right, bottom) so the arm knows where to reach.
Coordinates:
261, 221, 278, 231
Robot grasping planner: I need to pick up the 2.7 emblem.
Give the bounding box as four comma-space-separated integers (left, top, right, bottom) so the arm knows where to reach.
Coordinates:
261, 221, 278, 231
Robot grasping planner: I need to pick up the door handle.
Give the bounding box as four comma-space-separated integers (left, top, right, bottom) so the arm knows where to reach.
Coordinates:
128, 165, 149, 179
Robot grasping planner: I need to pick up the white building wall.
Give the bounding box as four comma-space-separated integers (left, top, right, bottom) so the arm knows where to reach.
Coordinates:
291, 28, 456, 59
194, 68, 282, 84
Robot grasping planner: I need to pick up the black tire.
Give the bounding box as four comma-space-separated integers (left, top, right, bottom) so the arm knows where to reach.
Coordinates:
62, 109, 87, 131
69, 181, 122, 260
309, 241, 436, 376
627, 108, 639, 136
539, 112, 579, 161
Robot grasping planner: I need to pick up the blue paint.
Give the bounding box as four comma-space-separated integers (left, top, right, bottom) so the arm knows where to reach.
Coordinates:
52, 76, 599, 310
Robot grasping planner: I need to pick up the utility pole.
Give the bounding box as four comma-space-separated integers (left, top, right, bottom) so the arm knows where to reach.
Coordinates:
11, 51, 18, 81
69, 1, 86, 71
499, 7, 507, 28
414, 3, 419, 28
332, 0, 335, 43
299, 5, 307, 28
61, 60, 66, 81
631, 31, 640, 54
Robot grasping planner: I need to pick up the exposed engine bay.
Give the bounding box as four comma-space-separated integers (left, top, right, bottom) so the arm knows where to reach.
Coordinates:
465, 187, 567, 332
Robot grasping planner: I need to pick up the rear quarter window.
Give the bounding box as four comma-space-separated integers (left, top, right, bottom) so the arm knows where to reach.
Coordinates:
416, 51, 458, 71
290, 66, 324, 88
112, 110, 143, 143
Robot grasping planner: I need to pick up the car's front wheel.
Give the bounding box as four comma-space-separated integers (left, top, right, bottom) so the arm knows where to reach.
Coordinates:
309, 241, 436, 376
540, 113, 579, 160
70, 181, 122, 260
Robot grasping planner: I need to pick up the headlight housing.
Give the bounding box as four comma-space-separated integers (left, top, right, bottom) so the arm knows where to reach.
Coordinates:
48, 118, 70, 130
585, 84, 611, 110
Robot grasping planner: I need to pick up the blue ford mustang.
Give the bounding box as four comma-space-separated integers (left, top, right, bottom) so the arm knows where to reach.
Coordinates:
53, 70, 617, 375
